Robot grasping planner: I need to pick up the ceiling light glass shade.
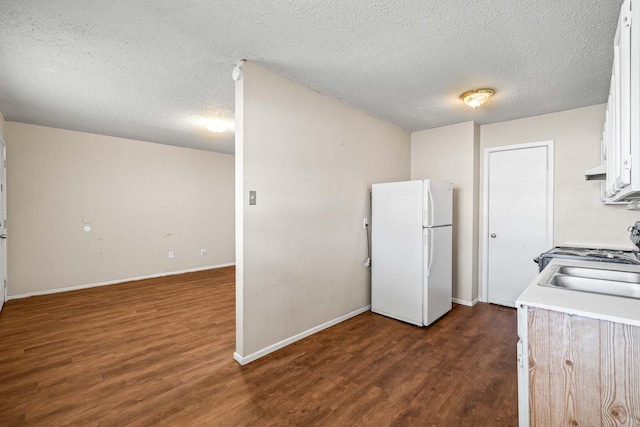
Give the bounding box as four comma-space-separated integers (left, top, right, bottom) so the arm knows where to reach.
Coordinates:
206, 120, 229, 133
460, 88, 494, 108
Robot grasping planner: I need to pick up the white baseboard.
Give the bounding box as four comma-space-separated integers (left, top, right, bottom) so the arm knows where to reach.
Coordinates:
7, 263, 236, 300
452, 297, 478, 307
233, 305, 371, 366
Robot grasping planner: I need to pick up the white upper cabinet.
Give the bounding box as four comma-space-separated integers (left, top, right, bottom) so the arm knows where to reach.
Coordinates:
599, 0, 639, 203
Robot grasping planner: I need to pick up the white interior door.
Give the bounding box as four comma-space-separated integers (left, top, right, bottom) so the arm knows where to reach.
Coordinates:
485, 143, 552, 307
0, 142, 5, 311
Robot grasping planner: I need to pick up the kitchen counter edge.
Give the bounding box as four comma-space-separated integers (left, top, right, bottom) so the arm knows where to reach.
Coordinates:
515, 258, 640, 327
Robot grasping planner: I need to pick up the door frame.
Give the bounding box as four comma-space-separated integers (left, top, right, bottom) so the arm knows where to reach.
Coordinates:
480, 140, 554, 303
0, 135, 5, 308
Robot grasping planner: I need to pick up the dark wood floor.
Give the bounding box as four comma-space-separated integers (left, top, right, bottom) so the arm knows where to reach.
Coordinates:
0, 267, 518, 426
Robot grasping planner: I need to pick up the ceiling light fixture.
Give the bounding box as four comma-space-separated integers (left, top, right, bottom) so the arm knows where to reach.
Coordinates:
206, 120, 229, 133
460, 88, 494, 108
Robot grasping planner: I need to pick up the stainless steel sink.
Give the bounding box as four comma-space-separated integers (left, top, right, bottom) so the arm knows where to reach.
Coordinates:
539, 264, 640, 299
557, 266, 640, 283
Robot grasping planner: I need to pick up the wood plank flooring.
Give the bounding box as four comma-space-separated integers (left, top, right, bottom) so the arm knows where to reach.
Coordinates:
0, 267, 519, 426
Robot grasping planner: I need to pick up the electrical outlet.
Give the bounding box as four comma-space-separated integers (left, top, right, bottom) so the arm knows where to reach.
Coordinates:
201, 249, 207, 256
168, 251, 174, 259
363, 218, 368, 228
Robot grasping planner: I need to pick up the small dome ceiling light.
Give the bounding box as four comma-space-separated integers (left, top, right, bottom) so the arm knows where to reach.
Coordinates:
460, 88, 494, 108
206, 120, 230, 133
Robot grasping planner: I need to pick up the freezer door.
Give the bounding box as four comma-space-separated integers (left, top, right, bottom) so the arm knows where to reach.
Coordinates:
423, 225, 453, 325
423, 180, 453, 227
372, 181, 424, 326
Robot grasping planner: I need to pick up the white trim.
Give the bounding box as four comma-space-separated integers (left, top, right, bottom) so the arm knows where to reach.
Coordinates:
7, 263, 235, 300
517, 304, 530, 427
452, 297, 478, 307
0, 135, 5, 309
234, 61, 245, 358
233, 305, 371, 365
480, 140, 554, 304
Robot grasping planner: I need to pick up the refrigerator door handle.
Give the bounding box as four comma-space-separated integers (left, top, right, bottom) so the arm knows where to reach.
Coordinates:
427, 188, 434, 227
424, 196, 429, 224
427, 228, 434, 277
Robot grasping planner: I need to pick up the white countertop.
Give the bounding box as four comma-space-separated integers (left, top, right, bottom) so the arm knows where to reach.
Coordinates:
516, 258, 640, 327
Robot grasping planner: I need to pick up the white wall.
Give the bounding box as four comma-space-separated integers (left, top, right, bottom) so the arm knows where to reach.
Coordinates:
236, 61, 410, 360
480, 104, 637, 250
411, 122, 480, 304
5, 122, 235, 296
0, 111, 6, 141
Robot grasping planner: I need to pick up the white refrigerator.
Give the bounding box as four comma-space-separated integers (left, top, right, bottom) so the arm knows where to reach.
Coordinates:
371, 180, 453, 326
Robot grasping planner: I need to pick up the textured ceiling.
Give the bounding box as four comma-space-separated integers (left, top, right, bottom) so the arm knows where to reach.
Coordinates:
0, 0, 625, 154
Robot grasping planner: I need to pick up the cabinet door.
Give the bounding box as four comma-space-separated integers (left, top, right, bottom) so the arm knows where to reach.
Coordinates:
605, 91, 616, 199
607, 0, 632, 199
527, 308, 640, 425
616, 0, 632, 190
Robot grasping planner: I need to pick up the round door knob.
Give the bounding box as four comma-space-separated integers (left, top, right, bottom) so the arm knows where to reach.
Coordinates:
490, 233, 496, 238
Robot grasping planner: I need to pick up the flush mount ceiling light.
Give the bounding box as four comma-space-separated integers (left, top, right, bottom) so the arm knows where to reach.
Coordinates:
460, 88, 495, 109
206, 120, 231, 133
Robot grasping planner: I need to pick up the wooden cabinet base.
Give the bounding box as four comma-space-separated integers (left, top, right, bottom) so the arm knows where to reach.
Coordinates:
523, 307, 640, 426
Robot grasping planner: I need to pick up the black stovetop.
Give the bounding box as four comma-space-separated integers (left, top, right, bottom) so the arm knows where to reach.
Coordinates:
535, 246, 640, 271
546, 245, 636, 258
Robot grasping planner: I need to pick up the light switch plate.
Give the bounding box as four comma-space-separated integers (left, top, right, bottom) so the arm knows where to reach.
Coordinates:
249, 191, 256, 205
